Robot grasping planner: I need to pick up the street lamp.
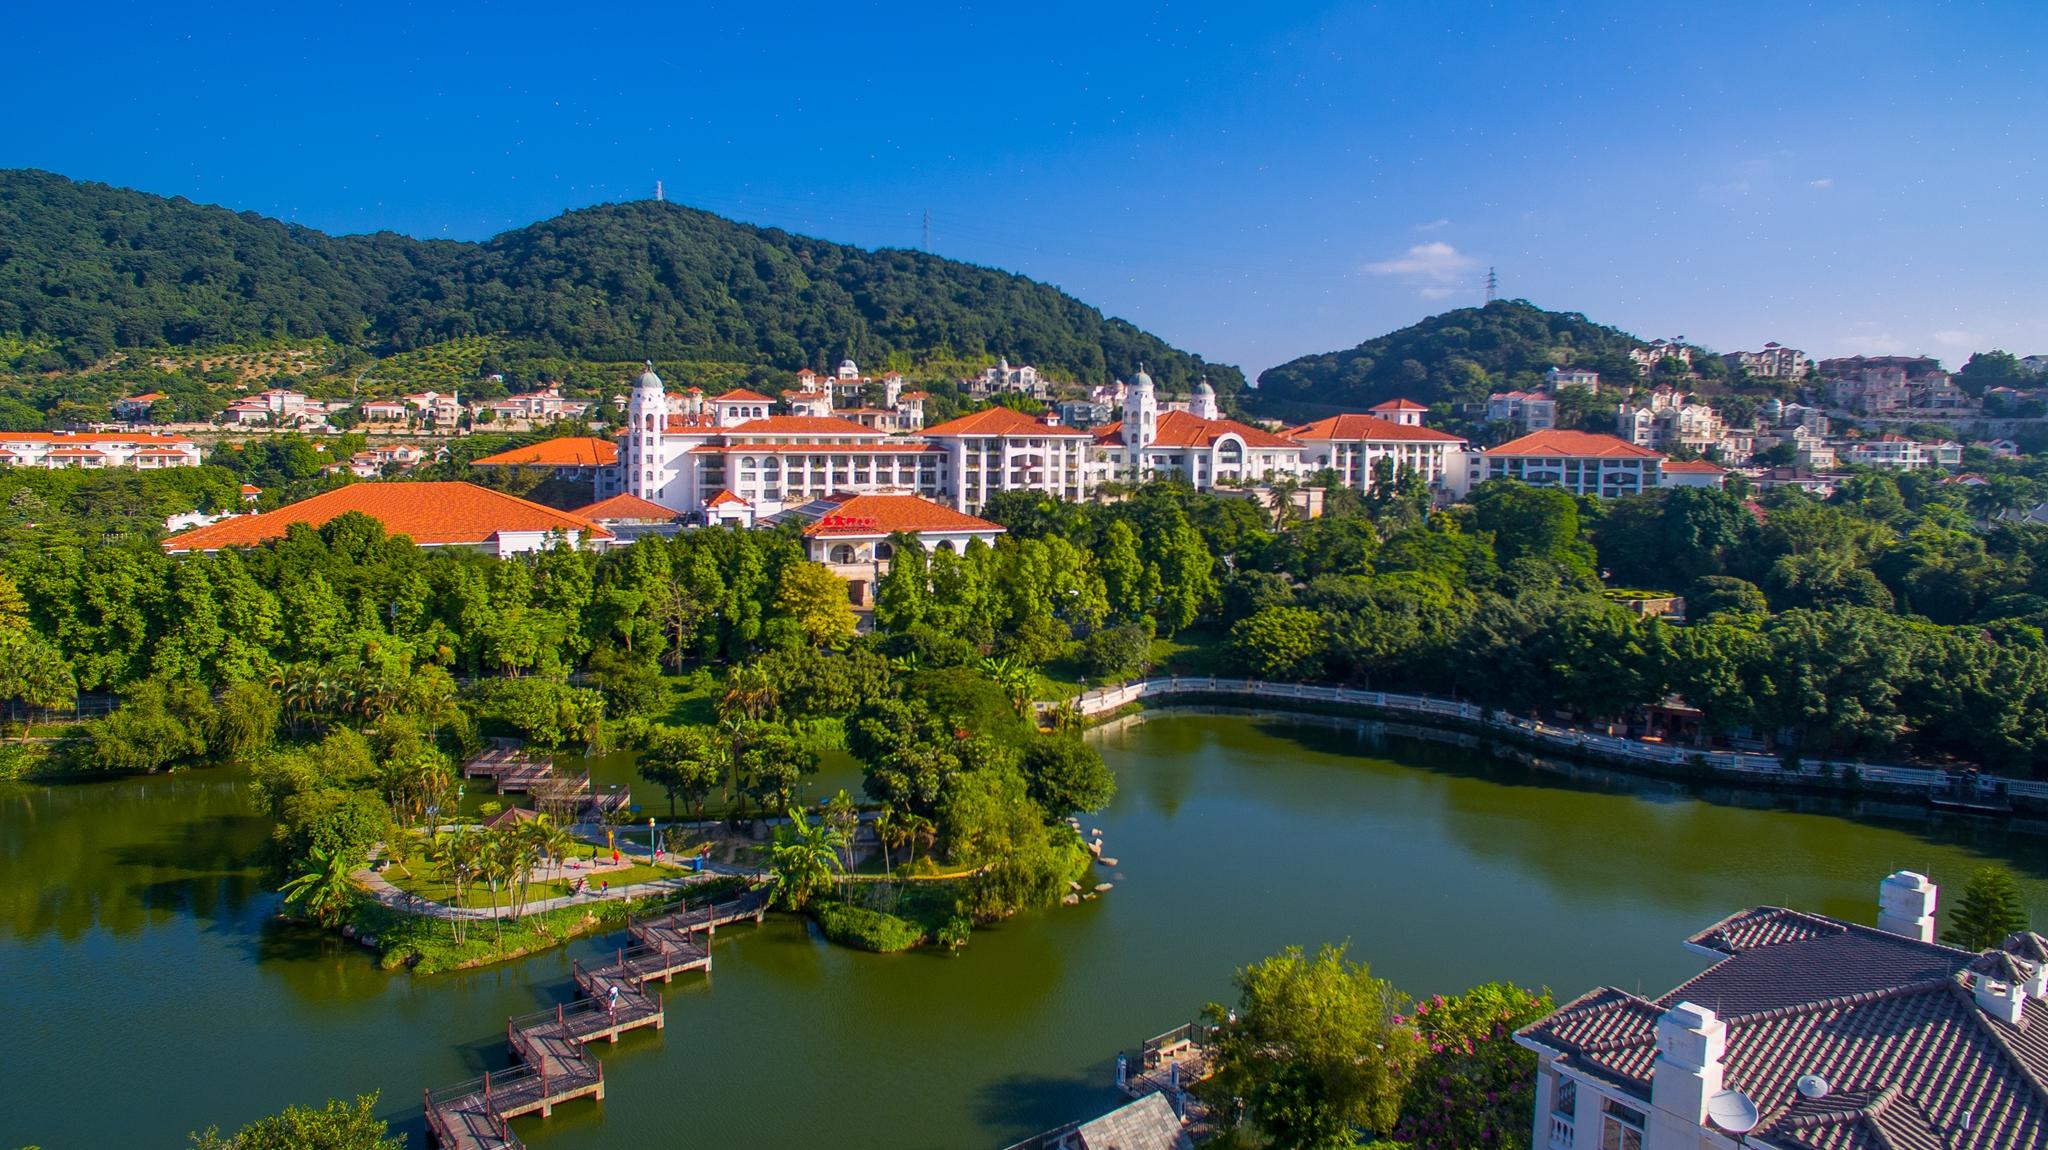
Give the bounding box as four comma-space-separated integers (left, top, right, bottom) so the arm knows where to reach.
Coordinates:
649, 817, 658, 865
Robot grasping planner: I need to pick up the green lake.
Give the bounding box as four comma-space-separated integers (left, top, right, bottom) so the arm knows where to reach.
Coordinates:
4, 710, 2046, 1149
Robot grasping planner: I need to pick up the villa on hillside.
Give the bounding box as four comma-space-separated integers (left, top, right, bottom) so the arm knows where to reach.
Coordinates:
766, 492, 1005, 607
1469, 430, 1665, 497
0, 431, 202, 470
1516, 871, 2048, 1150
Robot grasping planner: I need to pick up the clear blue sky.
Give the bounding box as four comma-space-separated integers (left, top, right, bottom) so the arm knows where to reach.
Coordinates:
5, 1, 2043, 376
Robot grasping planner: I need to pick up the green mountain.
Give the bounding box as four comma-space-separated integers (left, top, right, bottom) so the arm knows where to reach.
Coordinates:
1249, 300, 1649, 415
0, 169, 1240, 394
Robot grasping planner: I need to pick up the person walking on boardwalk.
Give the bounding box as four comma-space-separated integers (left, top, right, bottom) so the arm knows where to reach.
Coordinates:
608, 984, 620, 1016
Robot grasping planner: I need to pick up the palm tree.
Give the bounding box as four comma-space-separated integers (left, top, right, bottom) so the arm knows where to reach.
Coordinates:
874, 806, 909, 874
769, 808, 845, 911
904, 812, 936, 872
428, 829, 482, 944
536, 817, 577, 890
824, 789, 860, 880
279, 846, 356, 927
979, 656, 1037, 716
719, 664, 780, 724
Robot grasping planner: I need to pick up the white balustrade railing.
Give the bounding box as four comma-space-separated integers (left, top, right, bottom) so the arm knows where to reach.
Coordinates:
1059, 676, 2045, 804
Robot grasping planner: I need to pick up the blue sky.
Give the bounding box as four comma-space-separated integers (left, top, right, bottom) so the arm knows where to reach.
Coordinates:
5, 1, 2043, 376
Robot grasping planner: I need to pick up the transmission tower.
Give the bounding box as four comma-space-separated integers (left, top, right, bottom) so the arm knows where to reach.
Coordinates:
655, 180, 664, 202
922, 209, 931, 252
1484, 267, 1498, 304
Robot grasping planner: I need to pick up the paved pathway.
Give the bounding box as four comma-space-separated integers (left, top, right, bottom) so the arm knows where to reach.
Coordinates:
354, 859, 765, 921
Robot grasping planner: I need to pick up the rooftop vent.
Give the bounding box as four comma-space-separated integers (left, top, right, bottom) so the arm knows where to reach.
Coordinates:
1796, 1074, 1830, 1100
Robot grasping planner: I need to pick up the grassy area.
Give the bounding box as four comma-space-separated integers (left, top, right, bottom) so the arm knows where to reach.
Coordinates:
381, 860, 687, 909
1150, 626, 1230, 677
356, 875, 750, 974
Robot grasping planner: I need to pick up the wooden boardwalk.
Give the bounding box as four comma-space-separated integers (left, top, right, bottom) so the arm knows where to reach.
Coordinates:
424, 885, 770, 1149
459, 746, 631, 821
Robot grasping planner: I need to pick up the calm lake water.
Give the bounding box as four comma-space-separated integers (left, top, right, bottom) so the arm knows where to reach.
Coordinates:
4, 710, 2046, 1150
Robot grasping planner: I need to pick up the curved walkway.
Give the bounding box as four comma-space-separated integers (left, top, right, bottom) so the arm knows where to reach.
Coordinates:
355, 860, 765, 921
1064, 676, 2048, 807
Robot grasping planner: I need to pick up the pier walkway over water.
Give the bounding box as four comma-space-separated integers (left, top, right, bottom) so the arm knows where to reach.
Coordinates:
424, 885, 772, 1149
461, 744, 632, 820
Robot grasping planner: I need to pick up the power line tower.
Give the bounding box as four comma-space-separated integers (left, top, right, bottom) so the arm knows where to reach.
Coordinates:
1484, 267, 1498, 304
655, 180, 664, 202
922, 209, 931, 253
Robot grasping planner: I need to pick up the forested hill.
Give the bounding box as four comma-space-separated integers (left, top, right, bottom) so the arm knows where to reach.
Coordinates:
1249, 300, 1647, 415
0, 169, 1240, 394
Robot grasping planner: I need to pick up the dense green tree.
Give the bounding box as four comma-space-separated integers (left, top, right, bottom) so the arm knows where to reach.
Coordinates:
188, 1093, 404, 1150
1942, 866, 2030, 950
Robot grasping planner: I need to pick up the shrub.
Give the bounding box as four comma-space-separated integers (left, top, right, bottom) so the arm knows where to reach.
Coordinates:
810, 899, 926, 952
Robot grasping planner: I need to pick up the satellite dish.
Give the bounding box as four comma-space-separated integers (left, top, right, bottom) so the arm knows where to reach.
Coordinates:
1797, 1074, 1830, 1100
1707, 1089, 1760, 1135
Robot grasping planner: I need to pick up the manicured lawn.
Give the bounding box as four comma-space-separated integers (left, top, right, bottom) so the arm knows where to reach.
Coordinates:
381, 860, 687, 909
1150, 626, 1229, 676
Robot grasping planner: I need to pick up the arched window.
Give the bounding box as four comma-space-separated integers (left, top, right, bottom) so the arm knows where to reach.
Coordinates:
830, 544, 857, 564
934, 539, 957, 554
875, 540, 895, 561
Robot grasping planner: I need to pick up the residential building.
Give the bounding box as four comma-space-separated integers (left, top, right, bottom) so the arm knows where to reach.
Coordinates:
924, 405, 1092, 507
480, 386, 590, 425
1017, 1093, 1193, 1150
1974, 439, 2022, 458
401, 391, 464, 426
1616, 395, 1724, 454
1470, 430, 1664, 497
1659, 459, 1727, 489
1058, 399, 1114, 429
1545, 367, 1601, 392
1629, 340, 1693, 376
0, 432, 203, 470
569, 492, 682, 543
1818, 356, 1952, 414
1515, 871, 2048, 1150
768, 492, 1006, 606
2020, 354, 2048, 376
222, 388, 327, 427
1839, 435, 1936, 470
964, 358, 1052, 400
1286, 409, 1466, 493
339, 445, 427, 478
1488, 390, 1557, 432
472, 436, 624, 495
113, 392, 166, 421
1722, 342, 1807, 378
359, 399, 410, 422
163, 482, 611, 556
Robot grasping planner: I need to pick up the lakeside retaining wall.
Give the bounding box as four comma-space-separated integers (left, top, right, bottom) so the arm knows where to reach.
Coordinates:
1063, 677, 2048, 812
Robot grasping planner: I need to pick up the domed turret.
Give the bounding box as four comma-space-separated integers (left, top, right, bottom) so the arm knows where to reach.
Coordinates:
1122, 364, 1158, 473
627, 362, 668, 501
1191, 378, 1219, 421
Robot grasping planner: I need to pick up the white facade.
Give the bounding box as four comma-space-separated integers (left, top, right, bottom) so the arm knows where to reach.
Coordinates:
0, 432, 203, 470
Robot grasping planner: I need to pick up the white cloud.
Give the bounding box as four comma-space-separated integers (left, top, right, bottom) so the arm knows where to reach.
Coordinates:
1808, 177, 1834, 189
1363, 241, 1474, 283
1413, 218, 1451, 232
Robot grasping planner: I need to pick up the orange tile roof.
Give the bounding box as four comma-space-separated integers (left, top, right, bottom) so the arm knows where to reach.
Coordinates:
163, 482, 611, 553
1287, 413, 1466, 444
470, 437, 620, 467
721, 416, 892, 437
1486, 430, 1663, 459
570, 493, 678, 522
1369, 398, 1429, 411
1661, 459, 1727, 473
705, 489, 749, 508
921, 407, 1091, 437
122, 392, 168, 403
800, 494, 1004, 538
712, 389, 776, 403
1093, 410, 1301, 450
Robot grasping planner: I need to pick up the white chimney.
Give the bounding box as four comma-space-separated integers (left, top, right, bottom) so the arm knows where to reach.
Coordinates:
1651, 1001, 1726, 1126
1974, 965, 2027, 1025
1877, 871, 1937, 942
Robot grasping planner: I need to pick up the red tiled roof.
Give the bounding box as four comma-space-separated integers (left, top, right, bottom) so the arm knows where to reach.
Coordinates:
1662, 459, 1727, 474
1369, 398, 1429, 411
921, 407, 1091, 437
570, 493, 677, 522
711, 389, 775, 403
1287, 413, 1466, 444
163, 482, 611, 552
799, 494, 1003, 538
1486, 430, 1662, 459
720, 416, 891, 437
121, 392, 168, 403
470, 437, 619, 467
705, 490, 749, 508
1093, 410, 1301, 450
